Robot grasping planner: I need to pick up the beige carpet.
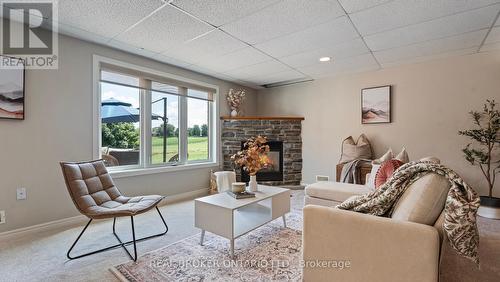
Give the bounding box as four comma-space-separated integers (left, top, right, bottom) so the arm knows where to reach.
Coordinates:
0, 190, 499, 281
112, 213, 303, 281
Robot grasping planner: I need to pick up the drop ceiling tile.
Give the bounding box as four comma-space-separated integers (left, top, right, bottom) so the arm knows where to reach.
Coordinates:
485, 26, 500, 44
381, 47, 477, 68
182, 64, 228, 79
55, 22, 109, 45
153, 54, 192, 68
210, 72, 238, 82
249, 70, 307, 85
255, 16, 359, 58
224, 60, 292, 77
350, 0, 500, 36
161, 30, 248, 64
221, 0, 345, 44
55, 0, 165, 38
338, 0, 392, 13
279, 38, 370, 68
115, 5, 214, 53
171, 0, 281, 27
194, 47, 272, 73
364, 5, 499, 51
480, 42, 500, 52
298, 53, 379, 78
106, 39, 159, 58
374, 30, 487, 63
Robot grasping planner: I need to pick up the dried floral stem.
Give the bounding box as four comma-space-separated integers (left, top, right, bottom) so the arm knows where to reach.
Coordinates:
231, 135, 270, 176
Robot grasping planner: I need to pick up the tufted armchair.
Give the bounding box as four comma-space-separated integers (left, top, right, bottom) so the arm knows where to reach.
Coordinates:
60, 160, 168, 261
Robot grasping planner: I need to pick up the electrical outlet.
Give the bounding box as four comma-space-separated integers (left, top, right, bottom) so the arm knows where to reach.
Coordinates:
0, 210, 5, 224
17, 187, 27, 200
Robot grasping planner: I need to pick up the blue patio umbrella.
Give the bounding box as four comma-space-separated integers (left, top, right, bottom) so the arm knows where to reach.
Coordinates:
101, 97, 168, 160
101, 98, 141, 123
101, 98, 162, 123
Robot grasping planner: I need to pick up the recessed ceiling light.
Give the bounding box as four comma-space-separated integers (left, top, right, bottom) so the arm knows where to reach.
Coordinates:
319, 57, 331, 62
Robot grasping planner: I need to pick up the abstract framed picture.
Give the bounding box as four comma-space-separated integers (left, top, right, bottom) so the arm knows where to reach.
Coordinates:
361, 85, 391, 124
0, 55, 25, 120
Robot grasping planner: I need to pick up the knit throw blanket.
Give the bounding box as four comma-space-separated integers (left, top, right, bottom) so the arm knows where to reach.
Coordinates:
336, 161, 480, 264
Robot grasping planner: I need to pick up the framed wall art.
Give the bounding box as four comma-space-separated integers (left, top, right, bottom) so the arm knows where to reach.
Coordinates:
361, 85, 391, 124
0, 55, 25, 120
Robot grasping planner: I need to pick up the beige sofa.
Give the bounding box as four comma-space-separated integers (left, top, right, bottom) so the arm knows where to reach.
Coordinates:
303, 171, 450, 282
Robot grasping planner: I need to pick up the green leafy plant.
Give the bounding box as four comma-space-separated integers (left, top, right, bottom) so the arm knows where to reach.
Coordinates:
459, 99, 500, 197
102, 123, 139, 149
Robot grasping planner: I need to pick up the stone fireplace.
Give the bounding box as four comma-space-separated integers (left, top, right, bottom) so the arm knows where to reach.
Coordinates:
221, 116, 304, 186
241, 140, 284, 183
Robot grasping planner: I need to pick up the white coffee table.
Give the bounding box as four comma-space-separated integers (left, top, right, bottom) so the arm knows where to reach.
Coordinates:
195, 185, 290, 258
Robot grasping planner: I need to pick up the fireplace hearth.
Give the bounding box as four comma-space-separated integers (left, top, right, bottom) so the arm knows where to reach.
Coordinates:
221, 116, 304, 186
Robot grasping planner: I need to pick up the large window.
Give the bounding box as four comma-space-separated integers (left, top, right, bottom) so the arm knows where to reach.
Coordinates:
96, 59, 217, 172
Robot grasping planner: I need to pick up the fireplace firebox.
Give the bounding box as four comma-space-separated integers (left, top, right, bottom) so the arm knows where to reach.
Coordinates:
240, 141, 284, 182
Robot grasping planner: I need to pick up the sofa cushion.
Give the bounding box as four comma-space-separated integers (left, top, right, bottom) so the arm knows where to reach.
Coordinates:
305, 181, 370, 203
391, 173, 450, 225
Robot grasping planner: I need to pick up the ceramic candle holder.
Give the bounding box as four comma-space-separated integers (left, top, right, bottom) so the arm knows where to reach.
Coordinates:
231, 182, 246, 193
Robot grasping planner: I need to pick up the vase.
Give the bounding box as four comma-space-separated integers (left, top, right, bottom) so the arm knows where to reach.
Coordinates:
248, 175, 258, 192
230, 109, 238, 117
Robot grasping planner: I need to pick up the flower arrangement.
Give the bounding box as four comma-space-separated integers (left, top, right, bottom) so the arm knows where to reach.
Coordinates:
226, 88, 246, 116
231, 135, 270, 176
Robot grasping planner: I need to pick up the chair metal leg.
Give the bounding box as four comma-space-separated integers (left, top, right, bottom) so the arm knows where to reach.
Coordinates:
67, 219, 93, 260
67, 206, 169, 261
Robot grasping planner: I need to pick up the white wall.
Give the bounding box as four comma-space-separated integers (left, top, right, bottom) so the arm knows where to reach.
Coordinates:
256, 51, 500, 197
0, 34, 257, 232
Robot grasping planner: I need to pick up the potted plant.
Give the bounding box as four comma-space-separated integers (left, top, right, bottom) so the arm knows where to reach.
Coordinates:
231, 135, 270, 192
459, 99, 500, 219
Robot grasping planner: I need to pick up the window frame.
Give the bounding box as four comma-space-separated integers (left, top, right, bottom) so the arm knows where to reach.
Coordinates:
92, 55, 219, 178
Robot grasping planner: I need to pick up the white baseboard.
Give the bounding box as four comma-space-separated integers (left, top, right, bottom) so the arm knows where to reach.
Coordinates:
162, 187, 208, 204
0, 214, 88, 240
0, 188, 209, 240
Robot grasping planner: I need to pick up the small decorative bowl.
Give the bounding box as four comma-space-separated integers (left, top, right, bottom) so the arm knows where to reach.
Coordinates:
231, 182, 246, 193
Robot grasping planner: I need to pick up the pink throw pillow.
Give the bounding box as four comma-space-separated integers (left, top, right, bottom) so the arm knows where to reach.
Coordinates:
375, 160, 404, 189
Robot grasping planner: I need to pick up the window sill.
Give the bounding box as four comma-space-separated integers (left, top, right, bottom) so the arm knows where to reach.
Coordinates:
109, 162, 219, 179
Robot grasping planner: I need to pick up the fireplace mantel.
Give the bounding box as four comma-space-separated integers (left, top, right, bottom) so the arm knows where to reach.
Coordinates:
220, 116, 305, 121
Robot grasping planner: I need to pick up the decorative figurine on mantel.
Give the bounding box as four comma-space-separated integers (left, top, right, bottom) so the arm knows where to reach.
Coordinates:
226, 88, 245, 117
231, 135, 271, 192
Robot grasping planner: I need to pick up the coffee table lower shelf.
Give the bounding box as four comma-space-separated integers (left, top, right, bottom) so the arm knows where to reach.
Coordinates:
194, 186, 290, 259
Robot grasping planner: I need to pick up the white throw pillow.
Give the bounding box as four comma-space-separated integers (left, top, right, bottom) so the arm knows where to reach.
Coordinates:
395, 147, 409, 163
372, 148, 393, 164
366, 164, 381, 191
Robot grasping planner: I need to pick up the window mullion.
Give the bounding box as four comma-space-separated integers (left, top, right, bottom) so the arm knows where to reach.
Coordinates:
141, 79, 152, 168
179, 87, 188, 164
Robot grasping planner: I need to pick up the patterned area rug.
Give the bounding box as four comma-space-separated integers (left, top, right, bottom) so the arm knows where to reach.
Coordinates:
111, 193, 304, 282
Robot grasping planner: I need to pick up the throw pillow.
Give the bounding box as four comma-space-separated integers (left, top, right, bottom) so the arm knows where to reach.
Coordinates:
372, 148, 393, 164
339, 134, 373, 164
395, 147, 409, 163
420, 156, 440, 164
375, 159, 404, 189
366, 164, 381, 191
